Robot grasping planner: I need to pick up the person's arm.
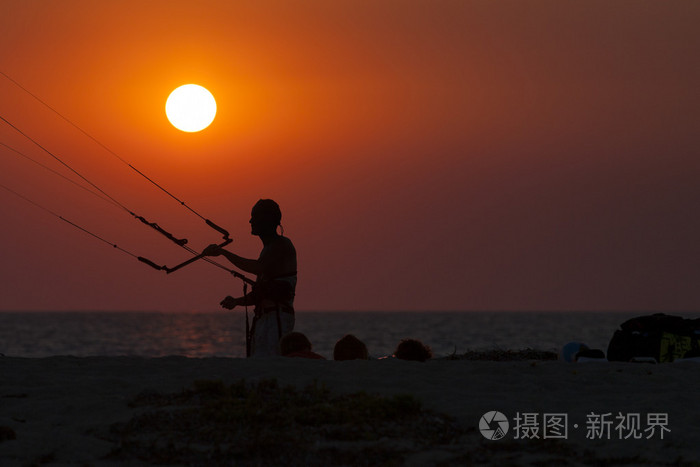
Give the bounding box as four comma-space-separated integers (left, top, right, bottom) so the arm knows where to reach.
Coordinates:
219, 249, 264, 275
202, 244, 264, 275
220, 292, 256, 310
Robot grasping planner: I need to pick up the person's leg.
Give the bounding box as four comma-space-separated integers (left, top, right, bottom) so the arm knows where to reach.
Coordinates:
251, 313, 279, 357
280, 312, 295, 337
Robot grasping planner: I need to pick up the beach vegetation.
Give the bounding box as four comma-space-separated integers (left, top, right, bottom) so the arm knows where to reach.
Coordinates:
441, 348, 558, 361
0, 425, 16, 442
108, 378, 464, 466
23, 450, 57, 467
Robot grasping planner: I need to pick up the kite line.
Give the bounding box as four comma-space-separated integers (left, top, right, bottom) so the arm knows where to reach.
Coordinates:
0, 70, 253, 285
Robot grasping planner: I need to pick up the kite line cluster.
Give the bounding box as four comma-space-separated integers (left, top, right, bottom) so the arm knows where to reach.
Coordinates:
0, 70, 253, 285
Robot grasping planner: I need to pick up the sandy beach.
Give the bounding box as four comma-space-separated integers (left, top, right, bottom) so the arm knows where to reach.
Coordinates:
1, 356, 698, 466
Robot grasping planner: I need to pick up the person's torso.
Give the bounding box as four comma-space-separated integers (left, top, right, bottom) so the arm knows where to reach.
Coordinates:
256, 236, 297, 310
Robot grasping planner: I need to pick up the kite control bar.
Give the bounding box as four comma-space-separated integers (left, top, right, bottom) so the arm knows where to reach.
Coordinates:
160, 218, 234, 273
135, 215, 232, 274
205, 219, 230, 240
166, 237, 232, 274
137, 237, 232, 274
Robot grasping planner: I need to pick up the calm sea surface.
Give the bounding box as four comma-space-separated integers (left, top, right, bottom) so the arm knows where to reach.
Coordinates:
1, 310, 698, 359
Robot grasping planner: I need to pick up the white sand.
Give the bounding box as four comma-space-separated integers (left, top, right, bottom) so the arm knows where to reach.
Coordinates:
1, 356, 698, 466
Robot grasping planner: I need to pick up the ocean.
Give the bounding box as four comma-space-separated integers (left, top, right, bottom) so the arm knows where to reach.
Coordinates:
3, 310, 697, 360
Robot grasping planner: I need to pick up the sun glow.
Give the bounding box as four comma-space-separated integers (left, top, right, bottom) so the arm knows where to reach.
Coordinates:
165, 84, 217, 132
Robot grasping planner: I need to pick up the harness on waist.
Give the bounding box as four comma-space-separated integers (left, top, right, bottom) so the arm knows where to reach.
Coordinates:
254, 273, 296, 304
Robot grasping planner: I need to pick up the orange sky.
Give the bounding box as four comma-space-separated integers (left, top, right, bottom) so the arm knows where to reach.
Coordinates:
1, 1, 699, 312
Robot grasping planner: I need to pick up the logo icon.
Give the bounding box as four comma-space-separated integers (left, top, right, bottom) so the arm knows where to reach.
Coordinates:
479, 411, 509, 440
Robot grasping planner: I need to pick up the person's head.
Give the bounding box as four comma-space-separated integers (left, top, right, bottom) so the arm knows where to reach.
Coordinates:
333, 334, 369, 361
250, 199, 282, 236
279, 332, 312, 356
393, 338, 433, 362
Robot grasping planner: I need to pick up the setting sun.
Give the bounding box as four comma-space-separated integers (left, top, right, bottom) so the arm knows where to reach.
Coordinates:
165, 84, 217, 132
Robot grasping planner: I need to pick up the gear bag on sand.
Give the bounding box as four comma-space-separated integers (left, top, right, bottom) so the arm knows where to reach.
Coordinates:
607, 313, 700, 362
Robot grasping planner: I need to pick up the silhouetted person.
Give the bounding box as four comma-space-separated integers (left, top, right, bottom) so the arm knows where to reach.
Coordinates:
333, 334, 369, 361
394, 338, 433, 362
203, 199, 297, 357
280, 332, 325, 359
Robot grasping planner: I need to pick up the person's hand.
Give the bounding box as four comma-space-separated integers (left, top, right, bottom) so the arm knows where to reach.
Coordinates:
202, 244, 223, 256
220, 296, 238, 310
